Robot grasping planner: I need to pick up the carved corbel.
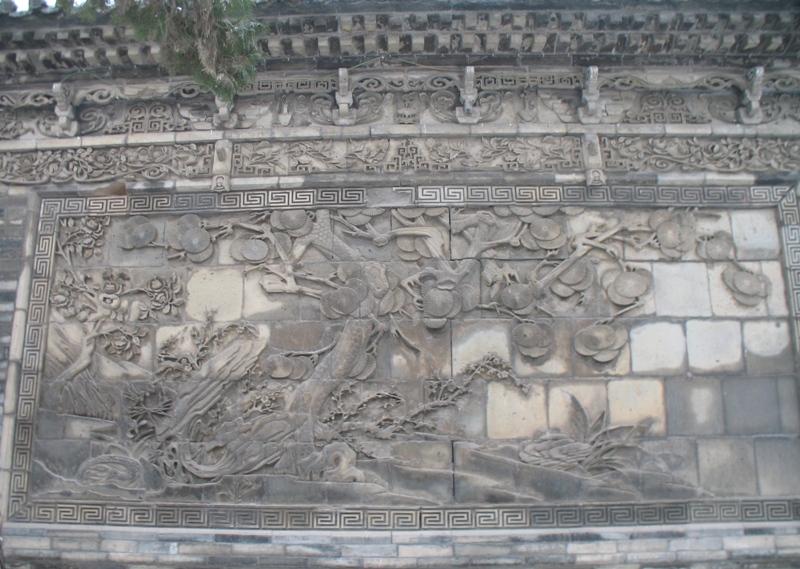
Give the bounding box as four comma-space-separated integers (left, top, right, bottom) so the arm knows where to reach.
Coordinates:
212, 139, 232, 192
52, 82, 79, 137
213, 96, 240, 129
737, 66, 764, 124
456, 66, 480, 124
333, 68, 356, 126
577, 66, 601, 124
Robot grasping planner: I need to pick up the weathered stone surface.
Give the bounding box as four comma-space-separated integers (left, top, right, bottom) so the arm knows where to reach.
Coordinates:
697, 438, 757, 495
630, 322, 686, 375
686, 320, 742, 374
486, 381, 546, 439
722, 378, 782, 435
743, 320, 793, 375
730, 210, 781, 261
607, 379, 666, 436
754, 438, 800, 495
665, 378, 724, 436
653, 263, 712, 317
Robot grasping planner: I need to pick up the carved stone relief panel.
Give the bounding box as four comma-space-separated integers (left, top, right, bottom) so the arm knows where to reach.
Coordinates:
10, 188, 798, 530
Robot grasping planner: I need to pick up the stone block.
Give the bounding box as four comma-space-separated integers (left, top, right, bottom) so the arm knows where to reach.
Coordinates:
686, 320, 742, 374
653, 263, 712, 317
778, 378, 800, 433
730, 209, 781, 260
762, 261, 790, 317
665, 378, 724, 435
548, 382, 606, 433
607, 379, 665, 436
398, 544, 453, 557
185, 268, 243, 322
487, 381, 546, 439
697, 438, 757, 495
754, 438, 800, 495
743, 320, 793, 375
630, 322, 686, 375
722, 378, 781, 435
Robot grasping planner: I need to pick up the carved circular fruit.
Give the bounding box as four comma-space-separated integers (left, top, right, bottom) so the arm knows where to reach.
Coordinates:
128, 222, 157, 248
500, 284, 534, 310
574, 325, 615, 355
423, 288, 455, 318
241, 239, 270, 262
559, 261, 588, 286
278, 210, 308, 230
531, 205, 560, 216
266, 355, 294, 379
176, 214, 201, 230
703, 234, 733, 260
399, 207, 425, 218
187, 247, 214, 263
512, 323, 547, 348
613, 271, 649, 299
324, 287, 361, 316
536, 233, 567, 250
342, 213, 372, 226
229, 239, 247, 261
732, 271, 764, 295
180, 227, 211, 254
396, 236, 417, 252
529, 218, 561, 241
656, 220, 682, 248
459, 284, 479, 312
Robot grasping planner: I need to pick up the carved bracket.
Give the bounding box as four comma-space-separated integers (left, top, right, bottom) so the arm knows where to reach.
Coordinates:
738, 66, 764, 124
578, 66, 601, 124
456, 66, 481, 124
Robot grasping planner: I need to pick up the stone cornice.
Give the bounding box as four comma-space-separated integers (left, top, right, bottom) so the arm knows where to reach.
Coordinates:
1, 4, 800, 80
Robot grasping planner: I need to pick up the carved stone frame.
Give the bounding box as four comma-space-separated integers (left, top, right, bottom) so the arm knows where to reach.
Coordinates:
3, 183, 800, 531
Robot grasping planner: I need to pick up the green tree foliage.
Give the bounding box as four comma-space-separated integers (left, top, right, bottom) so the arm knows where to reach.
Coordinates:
58, 0, 266, 102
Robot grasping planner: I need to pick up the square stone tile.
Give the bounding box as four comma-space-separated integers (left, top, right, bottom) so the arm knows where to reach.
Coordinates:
665, 378, 724, 435
697, 438, 757, 495
486, 381, 547, 439
777, 378, 800, 434
639, 438, 700, 488
630, 322, 686, 375
686, 320, 742, 374
452, 319, 510, 376
743, 320, 793, 375
185, 268, 243, 322
722, 378, 781, 435
755, 438, 800, 495
653, 262, 712, 317
608, 379, 665, 436
708, 262, 767, 317
730, 209, 781, 260
762, 261, 790, 317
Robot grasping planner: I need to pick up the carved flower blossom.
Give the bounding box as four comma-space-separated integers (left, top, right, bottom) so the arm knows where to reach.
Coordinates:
722, 266, 770, 306
512, 322, 554, 359
574, 324, 628, 363
648, 210, 696, 258
167, 214, 214, 262
140, 274, 184, 318
601, 268, 652, 306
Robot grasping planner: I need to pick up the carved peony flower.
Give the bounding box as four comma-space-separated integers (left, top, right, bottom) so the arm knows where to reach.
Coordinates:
103, 327, 148, 360
551, 259, 594, 299
119, 215, 157, 249
601, 268, 652, 306
270, 209, 314, 237
722, 266, 770, 306
140, 274, 184, 318
648, 210, 696, 258
512, 322, 555, 359
574, 324, 628, 363
697, 231, 735, 261
167, 214, 214, 263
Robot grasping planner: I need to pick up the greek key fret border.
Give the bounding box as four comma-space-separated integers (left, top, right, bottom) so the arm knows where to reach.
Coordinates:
14, 500, 800, 529
411, 185, 790, 206
9, 184, 799, 528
